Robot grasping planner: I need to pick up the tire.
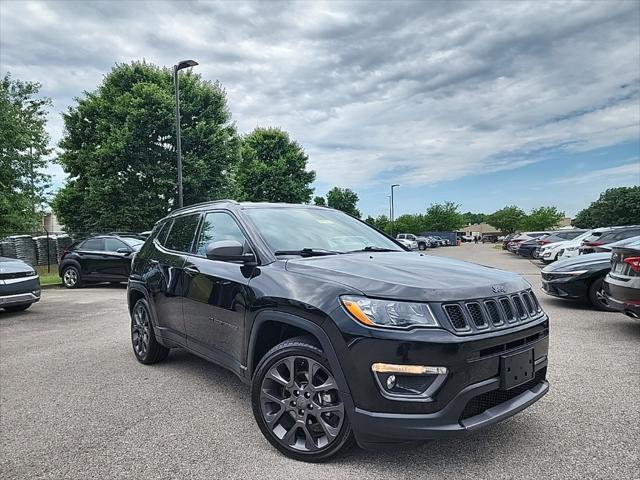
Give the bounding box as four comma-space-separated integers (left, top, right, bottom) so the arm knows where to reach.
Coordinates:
418, 243, 426, 251
131, 298, 169, 364
251, 336, 354, 462
61, 265, 82, 289
3, 304, 31, 312
588, 276, 616, 312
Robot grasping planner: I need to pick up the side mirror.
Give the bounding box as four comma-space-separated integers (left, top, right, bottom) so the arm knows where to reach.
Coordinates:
206, 240, 256, 264
116, 247, 131, 255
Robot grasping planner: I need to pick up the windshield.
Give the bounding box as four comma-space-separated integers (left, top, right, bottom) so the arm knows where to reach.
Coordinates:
244, 207, 403, 254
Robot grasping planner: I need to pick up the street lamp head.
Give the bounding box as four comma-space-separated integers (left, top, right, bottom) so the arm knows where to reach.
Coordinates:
391, 184, 399, 188
175, 59, 199, 71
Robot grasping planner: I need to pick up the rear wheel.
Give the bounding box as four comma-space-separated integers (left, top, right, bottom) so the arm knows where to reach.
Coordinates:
251, 337, 354, 462
62, 266, 81, 289
588, 276, 616, 312
131, 298, 169, 364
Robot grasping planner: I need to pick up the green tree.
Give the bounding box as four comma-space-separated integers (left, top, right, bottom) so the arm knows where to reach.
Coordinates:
53, 61, 239, 233
393, 214, 426, 234
366, 214, 390, 233
461, 211, 487, 225
423, 201, 464, 231
486, 205, 526, 234
325, 187, 361, 217
520, 206, 565, 231
313, 196, 326, 206
236, 127, 315, 203
573, 187, 640, 228
0, 74, 52, 234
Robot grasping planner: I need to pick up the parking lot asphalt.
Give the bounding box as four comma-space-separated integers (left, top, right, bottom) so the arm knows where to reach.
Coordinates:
1, 244, 638, 479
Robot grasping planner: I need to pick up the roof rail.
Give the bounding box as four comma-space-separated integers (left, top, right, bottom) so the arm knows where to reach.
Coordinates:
169, 199, 239, 215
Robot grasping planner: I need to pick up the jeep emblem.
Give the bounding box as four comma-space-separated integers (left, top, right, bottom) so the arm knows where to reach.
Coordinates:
492, 284, 507, 294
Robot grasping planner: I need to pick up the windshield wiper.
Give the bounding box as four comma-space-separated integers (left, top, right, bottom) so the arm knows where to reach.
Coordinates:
274, 248, 341, 257
346, 246, 401, 253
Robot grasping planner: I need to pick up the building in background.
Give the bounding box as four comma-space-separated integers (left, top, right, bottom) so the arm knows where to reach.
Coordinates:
41, 212, 64, 233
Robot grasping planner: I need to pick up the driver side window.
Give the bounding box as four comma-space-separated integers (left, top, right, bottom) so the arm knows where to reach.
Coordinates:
196, 212, 248, 256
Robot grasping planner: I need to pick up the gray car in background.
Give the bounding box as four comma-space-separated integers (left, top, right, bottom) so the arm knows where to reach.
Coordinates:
0, 257, 41, 312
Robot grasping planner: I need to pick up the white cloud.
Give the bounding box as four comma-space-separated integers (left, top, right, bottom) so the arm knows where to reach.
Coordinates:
1, 0, 638, 190
551, 162, 640, 185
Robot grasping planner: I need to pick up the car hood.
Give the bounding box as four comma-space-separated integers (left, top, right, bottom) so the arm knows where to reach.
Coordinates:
284, 252, 528, 302
543, 252, 611, 272
0, 257, 35, 274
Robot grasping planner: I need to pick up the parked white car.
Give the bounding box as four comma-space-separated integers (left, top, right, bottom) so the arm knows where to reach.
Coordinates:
396, 237, 418, 250
540, 230, 593, 263
557, 228, 610, 260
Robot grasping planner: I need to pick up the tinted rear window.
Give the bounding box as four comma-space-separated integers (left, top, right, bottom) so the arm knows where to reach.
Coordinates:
164, 214, 200, 253
80, 238, 104, 251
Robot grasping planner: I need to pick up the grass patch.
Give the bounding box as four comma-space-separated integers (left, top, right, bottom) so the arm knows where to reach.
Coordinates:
35, 267, 61, 286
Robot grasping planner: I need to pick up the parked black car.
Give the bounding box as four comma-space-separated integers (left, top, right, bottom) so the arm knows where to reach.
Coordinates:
127, 201, 549, 462
59, 234, 144, 288
0, 257, 41, 312
541, 236, 640, 311
579, 226, 640, 254
604, 239, 640, 320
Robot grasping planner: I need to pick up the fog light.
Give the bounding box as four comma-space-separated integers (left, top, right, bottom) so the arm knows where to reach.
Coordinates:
386, 375, 396, 389
371, 363, 448, 375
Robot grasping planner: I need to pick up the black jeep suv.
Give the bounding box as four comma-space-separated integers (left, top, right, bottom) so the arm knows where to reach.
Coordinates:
127, 201, 549, 462
59, 234, 144, 288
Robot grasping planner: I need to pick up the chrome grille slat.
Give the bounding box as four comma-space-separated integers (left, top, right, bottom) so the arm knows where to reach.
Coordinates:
512, 295, 526, 319
484, 300, 503, 326
444, 304, 468, 330
466, 302, 487, 328
522, 292, 536, 315
499, 297, 516, 323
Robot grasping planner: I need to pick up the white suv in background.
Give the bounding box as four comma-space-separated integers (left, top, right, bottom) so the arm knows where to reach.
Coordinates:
540, 230, 593, 263
556, 228, 609, 261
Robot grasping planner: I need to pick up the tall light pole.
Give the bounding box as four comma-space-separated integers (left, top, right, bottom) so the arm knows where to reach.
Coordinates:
173, 59, 198, 208
390, 184, 399, 236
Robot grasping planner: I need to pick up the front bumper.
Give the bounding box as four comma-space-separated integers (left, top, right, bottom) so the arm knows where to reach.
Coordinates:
0, 277, 41, 307
333, 314, 550, 447
541, 276, 588, 300
351, 367, 548, 448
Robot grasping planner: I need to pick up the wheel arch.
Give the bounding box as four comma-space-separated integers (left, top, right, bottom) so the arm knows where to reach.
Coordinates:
247, 311, 351, 397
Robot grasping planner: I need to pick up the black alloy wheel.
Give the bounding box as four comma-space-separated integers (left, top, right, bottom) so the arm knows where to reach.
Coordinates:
588, 276, 617, 312
418, 242, 426, 251
131, 298, 169, 364
252, 338, 353, 462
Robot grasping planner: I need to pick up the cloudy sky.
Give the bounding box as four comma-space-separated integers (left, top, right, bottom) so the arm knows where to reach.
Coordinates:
1, 0, 639, 218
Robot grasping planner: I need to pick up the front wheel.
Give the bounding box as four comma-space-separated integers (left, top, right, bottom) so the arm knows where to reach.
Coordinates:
251, 337, 354, 462
588, 276, 616, 312
418, 243, 426, 251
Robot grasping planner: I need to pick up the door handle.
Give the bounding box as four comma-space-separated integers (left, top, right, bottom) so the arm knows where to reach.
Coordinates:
148, 259, 159, 266
184, 266, 200, 277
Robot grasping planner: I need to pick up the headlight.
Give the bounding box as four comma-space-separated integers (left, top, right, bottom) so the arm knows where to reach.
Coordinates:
341, 295, 439, 328
566, 246, 578, 251
25, 270, 37, 277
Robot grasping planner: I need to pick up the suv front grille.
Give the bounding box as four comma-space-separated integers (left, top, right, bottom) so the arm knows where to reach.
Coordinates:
512, 295, 526, 318
442, 289, 543, 334
460, 368, 546, 420
444, 304, 468, 330
484, 300, 503, 326
466, 302, 487, 328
